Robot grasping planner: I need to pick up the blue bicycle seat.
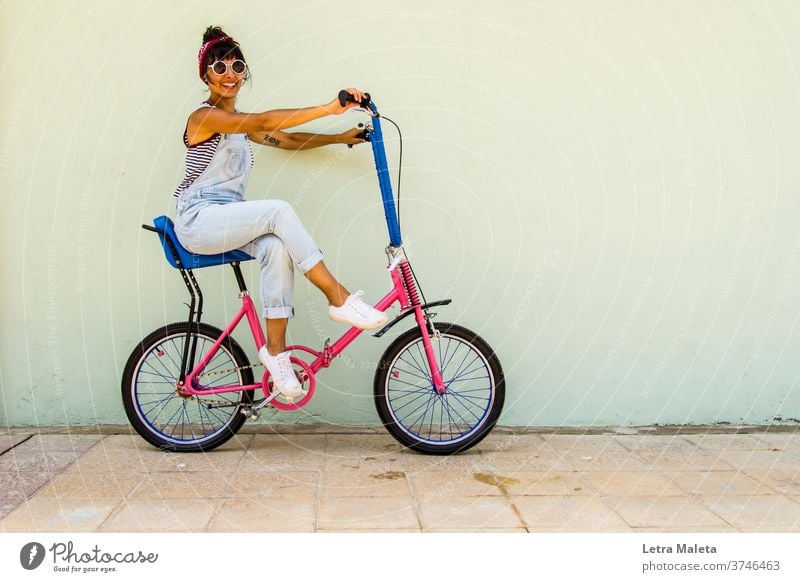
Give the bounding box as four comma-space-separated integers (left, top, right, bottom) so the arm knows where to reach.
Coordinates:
149, 215, 253, 270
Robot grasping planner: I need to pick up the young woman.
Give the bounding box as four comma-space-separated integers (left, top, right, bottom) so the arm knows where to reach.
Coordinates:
173, 26, 388, 398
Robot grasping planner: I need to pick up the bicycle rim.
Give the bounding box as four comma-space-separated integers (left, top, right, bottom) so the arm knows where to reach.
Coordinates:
384, 332, 496, 446
131, 331, 246, 446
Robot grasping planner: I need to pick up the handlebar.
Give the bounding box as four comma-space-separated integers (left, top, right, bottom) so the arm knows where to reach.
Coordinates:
338, 89, 372, 109
336, 90, 402, 247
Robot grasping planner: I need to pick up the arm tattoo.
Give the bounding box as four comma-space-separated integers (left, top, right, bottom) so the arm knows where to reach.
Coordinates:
264, 135, 282, 146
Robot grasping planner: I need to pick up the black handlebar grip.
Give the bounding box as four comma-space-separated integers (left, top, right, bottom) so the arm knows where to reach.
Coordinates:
338, 89, 371, 108
337, 89, 354, 106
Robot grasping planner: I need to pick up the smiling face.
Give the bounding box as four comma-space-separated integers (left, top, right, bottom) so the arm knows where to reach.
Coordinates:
205, 57, 246, 100
200, 38, 249, 105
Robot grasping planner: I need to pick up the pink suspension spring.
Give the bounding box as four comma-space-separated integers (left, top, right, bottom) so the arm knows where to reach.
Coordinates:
399, 262, 420, 306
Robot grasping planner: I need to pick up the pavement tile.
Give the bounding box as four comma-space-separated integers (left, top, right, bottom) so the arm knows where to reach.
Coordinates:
526, 525, 633, 532
615, 435, 697, 453
100, 498, 218, 532
241, 435, 326, 472
683, 434, 767, 451
667, 471, 778, 496
65, 449, 162, 474
513, 496, 629, 531
129, 469, 319, 501
36, 472, 142, 499
403, 450, 493, 472
317, 496, 418, 531
250, 433, 326, 454
751, 432, 800, 450
325, 433, 406, 454
240, 450, 326, 472
228, 471, 319, 499
633, 526, 740, 533
0, 499, 21, 520
473, 434, 548, 454
699, 494, 800, 530
207, 498, 315, 532
563, 450, 653, 472
316, 527, 423, 532
742, 470, 800, 495
66, 448, 241, 475
482, 450, 574, 472
715, 450, 798, 472
409, 469, 508, 499
418, 496, 522, 530
579, 471, 684, 496
0, 498, 121, 532
541, 434, 630, 453
0, 451, 79, 473
129, 472, 236, 499
0, 435, 31, 455
324, 451, 405, 473
150, 450, 247, 473
0, 471, 58, 501
634, 450, 734, 472
98, 433, 253, 452
503, 471, 591, 496
605, 496, 731, 528
14, 435, 103, 453
322, 467, 409, 498
425, 527, 529, 533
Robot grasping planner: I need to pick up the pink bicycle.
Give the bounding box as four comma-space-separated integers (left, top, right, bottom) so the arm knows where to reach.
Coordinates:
122, 92, 505, 455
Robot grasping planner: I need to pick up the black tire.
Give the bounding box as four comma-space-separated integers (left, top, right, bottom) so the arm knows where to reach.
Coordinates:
374, 322, 505, 455
121, 322, 255, 452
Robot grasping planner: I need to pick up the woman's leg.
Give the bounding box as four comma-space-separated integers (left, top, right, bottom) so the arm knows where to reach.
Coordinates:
240, 234, 294, 356
304, 262, 350, 307
182, 198, 386, 334
265, 318, 288, 355
177, 199, 324, 273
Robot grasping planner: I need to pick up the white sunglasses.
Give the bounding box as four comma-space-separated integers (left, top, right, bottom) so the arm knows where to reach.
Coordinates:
207, 60, 247, 76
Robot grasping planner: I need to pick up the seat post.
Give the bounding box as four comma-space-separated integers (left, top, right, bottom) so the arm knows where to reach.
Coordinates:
230, 262, 249, 294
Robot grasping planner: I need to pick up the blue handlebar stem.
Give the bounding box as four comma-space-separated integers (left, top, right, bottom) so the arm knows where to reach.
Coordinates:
368, 102, 402, 247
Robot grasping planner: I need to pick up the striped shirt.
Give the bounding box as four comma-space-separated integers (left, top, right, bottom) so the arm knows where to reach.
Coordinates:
172, 103, 253, 197
173, 132, 222, 197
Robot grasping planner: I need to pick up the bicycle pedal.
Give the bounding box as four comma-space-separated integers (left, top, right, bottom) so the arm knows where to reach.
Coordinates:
241, 408, 259, 420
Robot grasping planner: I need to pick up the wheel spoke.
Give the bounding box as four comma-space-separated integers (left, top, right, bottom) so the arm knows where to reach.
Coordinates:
127, 328, 248, 448
140, 393, 176, 419
439, 337, 462, 375
382, 327, 501, 447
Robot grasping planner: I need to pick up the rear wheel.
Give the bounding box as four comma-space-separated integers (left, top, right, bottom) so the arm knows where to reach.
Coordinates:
121, 322, 254, 452
374, 322, 505, 455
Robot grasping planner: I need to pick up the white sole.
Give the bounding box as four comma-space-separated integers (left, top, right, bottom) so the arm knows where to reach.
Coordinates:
328, 312, 389, 330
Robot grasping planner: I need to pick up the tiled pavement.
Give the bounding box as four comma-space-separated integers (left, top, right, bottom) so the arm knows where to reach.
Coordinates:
1, 427, 799, 533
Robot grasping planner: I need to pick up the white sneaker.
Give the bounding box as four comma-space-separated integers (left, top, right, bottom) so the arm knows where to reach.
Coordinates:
328, 290, 389, 330
258, 348, 303, 398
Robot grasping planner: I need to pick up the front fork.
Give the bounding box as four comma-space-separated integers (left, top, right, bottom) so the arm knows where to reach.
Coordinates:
389, 247, 447, 395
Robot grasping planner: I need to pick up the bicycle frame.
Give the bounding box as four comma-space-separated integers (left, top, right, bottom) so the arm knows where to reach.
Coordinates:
179, 251, 444, 399
174, 98, 449, 402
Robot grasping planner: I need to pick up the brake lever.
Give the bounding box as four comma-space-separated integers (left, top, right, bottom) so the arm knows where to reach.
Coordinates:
347, 122, 372, 149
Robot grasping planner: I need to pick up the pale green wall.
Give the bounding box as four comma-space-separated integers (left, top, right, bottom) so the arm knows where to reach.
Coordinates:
2, 0, 799, 428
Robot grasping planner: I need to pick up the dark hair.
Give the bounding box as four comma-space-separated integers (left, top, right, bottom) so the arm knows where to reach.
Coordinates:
200, 26, 251, 84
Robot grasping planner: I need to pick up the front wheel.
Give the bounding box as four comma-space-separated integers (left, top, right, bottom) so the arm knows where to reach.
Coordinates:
121, 322, 255, 452
374, 322, 505, 455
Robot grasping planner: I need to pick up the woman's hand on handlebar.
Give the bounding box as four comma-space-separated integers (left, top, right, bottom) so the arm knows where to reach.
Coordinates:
328, 87, 368, 114
339, 127, 367, 146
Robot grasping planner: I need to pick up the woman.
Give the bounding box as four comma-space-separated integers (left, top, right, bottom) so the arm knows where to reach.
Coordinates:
174, 26, 388, 398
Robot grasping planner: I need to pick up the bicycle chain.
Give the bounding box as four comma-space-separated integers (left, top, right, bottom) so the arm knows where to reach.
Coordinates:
182, 363, 264, 407
197, 362, 263, 380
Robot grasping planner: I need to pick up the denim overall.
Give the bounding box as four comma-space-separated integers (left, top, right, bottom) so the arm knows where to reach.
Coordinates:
174, 116, 323, 319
